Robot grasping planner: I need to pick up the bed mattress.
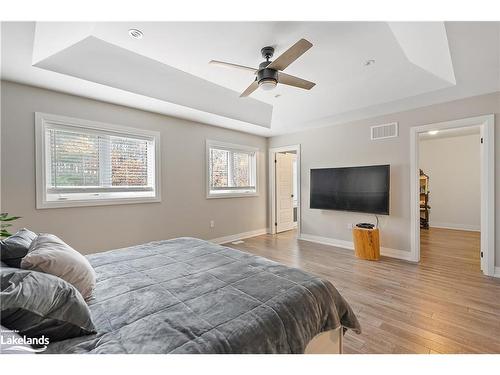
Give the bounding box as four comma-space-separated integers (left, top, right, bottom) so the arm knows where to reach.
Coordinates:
44, 237, 360, 354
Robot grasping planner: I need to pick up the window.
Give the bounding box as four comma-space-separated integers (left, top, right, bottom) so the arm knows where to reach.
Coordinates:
36, 113, 160, 208
206, 140, 258, 198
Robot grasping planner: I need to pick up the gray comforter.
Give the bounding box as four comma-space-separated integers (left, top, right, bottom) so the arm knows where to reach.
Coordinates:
45, 237, 360, 354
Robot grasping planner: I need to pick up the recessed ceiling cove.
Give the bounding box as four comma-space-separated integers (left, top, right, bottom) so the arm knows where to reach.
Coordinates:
33, 33, 273, 128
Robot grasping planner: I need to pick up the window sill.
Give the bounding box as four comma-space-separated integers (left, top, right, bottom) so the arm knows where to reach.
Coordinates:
207, 190, 259, 199
37, 194, 161, 209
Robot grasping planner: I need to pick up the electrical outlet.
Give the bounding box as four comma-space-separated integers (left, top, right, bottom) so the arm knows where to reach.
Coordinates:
209, 220, 215, 228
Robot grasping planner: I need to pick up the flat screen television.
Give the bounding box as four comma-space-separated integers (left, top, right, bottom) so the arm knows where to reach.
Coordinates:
310, 165, 390, 215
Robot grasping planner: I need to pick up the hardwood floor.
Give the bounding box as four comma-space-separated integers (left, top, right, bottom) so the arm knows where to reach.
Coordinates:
225, 228, 500, 354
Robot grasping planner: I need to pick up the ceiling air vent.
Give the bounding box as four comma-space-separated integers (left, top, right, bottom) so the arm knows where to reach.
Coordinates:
371, 122, 398, 140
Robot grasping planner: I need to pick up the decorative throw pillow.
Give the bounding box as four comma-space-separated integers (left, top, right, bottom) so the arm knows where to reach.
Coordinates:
1, 268, 96, 343
0, 228, 38, 268
21, 234, 96, 301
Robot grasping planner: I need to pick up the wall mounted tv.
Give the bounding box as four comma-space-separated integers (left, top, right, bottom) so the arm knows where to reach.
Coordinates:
310, 165, 390, 215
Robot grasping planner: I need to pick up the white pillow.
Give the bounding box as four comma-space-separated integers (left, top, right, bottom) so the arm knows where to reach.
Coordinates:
21, 234, 96, 301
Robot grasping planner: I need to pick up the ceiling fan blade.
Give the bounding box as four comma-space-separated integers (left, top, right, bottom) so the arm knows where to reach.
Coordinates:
266, 39, 313, 71
209, 60, 257, 73
278, 72, 316, 90
240, 80, 259, 97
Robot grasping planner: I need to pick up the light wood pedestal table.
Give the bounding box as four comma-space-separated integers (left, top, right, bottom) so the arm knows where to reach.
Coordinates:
352, 227, 380, 260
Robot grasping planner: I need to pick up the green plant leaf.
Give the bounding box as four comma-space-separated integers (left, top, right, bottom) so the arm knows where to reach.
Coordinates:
0, 213, 20, 237
0, 230, 13, 238
0, 216, 21, 222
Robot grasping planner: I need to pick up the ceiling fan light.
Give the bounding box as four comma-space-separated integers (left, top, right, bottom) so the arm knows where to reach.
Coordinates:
259, 78, 277, 91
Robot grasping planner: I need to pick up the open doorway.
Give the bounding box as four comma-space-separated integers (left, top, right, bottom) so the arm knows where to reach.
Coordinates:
418, 126, 482, 271
410, 115, 495, 276
269, 145, 300, 236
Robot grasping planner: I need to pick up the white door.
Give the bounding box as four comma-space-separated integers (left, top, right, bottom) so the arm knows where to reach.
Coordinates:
276, 153, 295, 233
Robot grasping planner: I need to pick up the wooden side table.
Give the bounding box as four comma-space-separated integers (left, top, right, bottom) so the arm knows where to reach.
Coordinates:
352, 227, 380, 260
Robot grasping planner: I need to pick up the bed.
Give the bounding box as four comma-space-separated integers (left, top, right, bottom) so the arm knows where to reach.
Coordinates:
43, 237, 360, 354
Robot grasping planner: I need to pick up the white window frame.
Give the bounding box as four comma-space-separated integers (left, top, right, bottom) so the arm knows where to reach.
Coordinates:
206, 140, 259, 199
35, 112, 161, 209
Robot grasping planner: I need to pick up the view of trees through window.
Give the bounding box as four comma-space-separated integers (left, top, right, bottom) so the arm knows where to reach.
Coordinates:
232, 152, 250, 187
111, 136, 149, 187
49, 129, 150, 189
209, 149, 229, 188
209, 147, 253, 189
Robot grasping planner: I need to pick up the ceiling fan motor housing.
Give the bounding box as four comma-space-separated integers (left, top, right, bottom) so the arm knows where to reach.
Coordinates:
257, 61, 278, 84
261, 46, 275, 60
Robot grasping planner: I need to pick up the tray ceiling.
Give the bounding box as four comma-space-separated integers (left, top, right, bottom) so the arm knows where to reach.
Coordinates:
2, 21, 499, 136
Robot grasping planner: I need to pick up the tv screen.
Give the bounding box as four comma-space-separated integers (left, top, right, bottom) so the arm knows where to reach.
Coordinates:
310, 165, 390, 215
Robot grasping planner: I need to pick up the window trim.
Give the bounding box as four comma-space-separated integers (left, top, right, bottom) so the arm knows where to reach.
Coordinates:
35, 112, 161, 209
206, 139, 259, 199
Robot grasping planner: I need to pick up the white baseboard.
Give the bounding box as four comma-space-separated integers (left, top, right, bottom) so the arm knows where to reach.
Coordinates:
430, 222, 480, 232
494, 267, 500, 279
299, 233, 353, 250
298, 233, 416, 262
210, 228, 268, 245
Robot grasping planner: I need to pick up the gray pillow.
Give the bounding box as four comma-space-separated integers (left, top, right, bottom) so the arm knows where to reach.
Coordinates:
21, 234, 96, 301
1, 267, 96, 343
0, 228, 37, 268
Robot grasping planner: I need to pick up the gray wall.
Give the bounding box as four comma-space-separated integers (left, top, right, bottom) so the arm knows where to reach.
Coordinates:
269, 92, 499, 265
2, 80, 499, 267
419, 134, 481, 231
1, 81, 268, 254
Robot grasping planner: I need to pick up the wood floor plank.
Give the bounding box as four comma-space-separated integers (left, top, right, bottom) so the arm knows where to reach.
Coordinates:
225, 227, 500, 354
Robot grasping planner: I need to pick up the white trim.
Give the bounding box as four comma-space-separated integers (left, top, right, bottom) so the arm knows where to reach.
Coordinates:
205, 139, 259, 199
410, 114, 495, 275
206, 192, 259, 199
206, 139, 259, 153
269, 145, 301, 236
429, 223, 481, 232
300, 233, 353, 250
494, 267, 500, 279
210, 228, 268, 245
299, 233, 416, 262
35, 112, 161, 209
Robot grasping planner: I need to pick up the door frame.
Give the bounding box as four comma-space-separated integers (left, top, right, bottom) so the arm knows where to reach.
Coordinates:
269, 145, 301, 235
410, 114, 495, 276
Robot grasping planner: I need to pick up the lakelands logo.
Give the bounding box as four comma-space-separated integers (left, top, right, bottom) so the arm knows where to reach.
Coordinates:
0, 329, 49, 353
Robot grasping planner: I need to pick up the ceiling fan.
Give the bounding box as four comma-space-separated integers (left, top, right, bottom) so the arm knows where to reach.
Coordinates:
209, 38, 316, 97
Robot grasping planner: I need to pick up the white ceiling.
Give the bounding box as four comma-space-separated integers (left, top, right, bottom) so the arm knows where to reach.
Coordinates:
1, 21, 499, 136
